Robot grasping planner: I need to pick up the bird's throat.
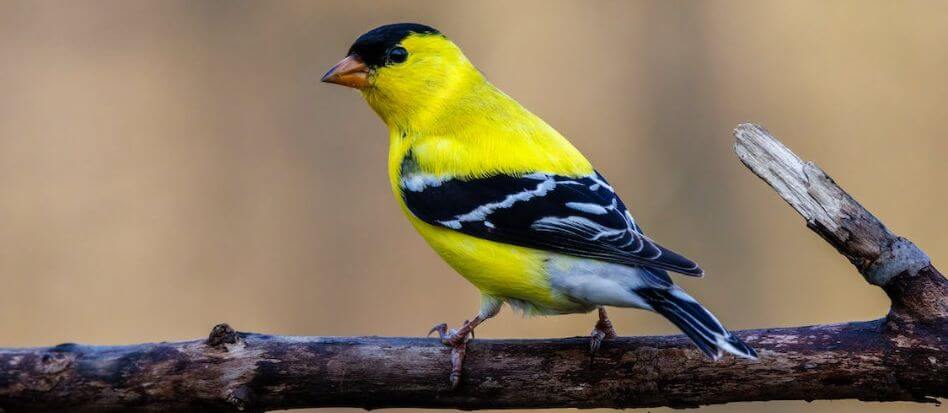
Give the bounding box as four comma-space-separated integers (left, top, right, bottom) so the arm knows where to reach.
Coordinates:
364, 66, 488, 134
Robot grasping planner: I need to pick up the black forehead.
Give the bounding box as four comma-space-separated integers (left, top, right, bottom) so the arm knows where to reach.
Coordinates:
348, 23, 440, 67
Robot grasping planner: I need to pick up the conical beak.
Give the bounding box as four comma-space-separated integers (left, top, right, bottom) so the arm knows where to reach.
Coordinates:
321, 55, 369, 89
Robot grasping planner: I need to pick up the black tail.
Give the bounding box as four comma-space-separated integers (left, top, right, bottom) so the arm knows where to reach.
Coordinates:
638, 287, 757, 360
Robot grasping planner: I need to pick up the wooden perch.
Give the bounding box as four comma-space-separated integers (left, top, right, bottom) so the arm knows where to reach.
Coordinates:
0, 124, 944, 412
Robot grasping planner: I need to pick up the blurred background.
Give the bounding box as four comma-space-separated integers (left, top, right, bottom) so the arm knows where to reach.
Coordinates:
1, 1, 945, 412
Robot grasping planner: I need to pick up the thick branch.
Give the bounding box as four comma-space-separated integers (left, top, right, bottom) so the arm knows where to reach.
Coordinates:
0, 124, 944, 411
0, 320, 944, 412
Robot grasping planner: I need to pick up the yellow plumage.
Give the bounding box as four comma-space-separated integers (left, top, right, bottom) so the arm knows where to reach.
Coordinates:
322, 24, 758, 379
372, 34, 593, 314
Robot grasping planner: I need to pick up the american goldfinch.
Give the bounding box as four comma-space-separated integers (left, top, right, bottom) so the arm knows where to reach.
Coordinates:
323, 23, 757, 387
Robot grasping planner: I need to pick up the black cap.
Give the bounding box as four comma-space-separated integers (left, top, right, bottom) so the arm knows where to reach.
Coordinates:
348, 23, 441, 68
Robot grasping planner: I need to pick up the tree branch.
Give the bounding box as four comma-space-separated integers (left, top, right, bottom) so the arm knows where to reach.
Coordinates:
1, 124, 944, 412
733, 124, 945, 321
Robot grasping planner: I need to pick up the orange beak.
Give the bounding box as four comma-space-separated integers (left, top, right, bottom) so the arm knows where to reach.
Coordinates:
321, 55, 370, 89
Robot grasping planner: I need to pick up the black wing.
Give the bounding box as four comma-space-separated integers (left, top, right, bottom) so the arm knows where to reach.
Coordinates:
400, 169, 703, 277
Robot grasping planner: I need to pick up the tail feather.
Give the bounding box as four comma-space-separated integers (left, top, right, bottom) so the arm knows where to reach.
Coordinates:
638, 287, 757, 360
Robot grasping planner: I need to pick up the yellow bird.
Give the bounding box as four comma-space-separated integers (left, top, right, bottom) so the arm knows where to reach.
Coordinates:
322, 23, 756, 387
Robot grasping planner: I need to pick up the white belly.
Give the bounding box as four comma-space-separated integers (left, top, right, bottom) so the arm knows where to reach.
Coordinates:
545, 254, 656, 310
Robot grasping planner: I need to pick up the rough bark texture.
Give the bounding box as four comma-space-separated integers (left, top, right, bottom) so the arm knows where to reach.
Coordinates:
0, 320, 944, 412
0, 124, 944, 412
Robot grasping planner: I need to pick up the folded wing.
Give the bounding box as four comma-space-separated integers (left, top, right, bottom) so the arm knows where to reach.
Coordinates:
400, 170, 703, 277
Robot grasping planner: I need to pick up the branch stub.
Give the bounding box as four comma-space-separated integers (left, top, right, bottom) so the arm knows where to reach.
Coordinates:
207, 323, 240, 349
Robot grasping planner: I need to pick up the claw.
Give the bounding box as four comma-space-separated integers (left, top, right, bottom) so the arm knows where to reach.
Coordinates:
429, 322, 470, 346
428, 318, 483, 389
590, 328, 606, 354
589, 307, 618, 356
428, 323, 448, 338
449, 343, 466, 389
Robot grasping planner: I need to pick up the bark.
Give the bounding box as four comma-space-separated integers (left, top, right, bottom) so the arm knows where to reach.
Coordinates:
0, 124, 944, 412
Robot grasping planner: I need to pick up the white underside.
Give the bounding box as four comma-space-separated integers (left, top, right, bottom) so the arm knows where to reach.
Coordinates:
545, 254, 656, 310
480, 254, 758, 360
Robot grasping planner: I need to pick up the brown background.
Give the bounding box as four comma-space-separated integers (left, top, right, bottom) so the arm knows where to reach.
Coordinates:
1, 1, 945, 412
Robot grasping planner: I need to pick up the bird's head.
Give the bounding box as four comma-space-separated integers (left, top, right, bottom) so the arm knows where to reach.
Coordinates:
322, 23, 483, 129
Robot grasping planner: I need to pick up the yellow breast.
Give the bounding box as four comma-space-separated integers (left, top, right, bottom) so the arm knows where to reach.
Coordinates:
378, 66, 595, 314
387, 129, 592, 315
409, 215, 550, 299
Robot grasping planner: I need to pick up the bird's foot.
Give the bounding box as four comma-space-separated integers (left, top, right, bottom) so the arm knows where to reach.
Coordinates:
428, 321, 474, 346
428, 320, 477, 389
589, 307, 618, 355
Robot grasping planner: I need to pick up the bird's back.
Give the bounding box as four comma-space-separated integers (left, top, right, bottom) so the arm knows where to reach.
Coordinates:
385, 81, 604, 314
390, 82, 594, 180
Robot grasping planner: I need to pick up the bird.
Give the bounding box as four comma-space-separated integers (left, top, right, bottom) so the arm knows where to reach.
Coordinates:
322, 23, 757, 388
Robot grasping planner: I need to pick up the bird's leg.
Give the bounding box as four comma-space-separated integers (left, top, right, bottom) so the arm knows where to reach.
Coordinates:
590, 306, 618, 354
427, 296, 502, 389
428, 315, 484, 389
428, 316, 483, 346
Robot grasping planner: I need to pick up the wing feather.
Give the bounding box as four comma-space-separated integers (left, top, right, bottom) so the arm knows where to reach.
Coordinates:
401, 170, 704, 276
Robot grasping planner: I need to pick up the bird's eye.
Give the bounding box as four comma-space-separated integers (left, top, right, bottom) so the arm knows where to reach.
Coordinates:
387, 46, 408, 64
